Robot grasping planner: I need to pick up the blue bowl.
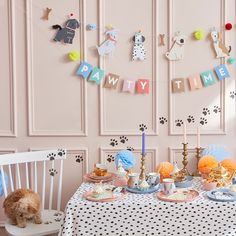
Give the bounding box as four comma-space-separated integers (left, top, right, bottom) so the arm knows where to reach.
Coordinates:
175, 176, 193, 188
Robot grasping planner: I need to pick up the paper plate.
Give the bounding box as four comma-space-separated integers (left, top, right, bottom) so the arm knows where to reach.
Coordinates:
83, 173, 115, 183
87, 172, 112, 180
83, 191, 125, 202
157, 189, 199, 202
206, 188, 236, 202
126, 185, 160, 194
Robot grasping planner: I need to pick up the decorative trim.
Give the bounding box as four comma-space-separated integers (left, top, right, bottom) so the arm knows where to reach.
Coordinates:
168, 0, 226, 135
26, 0, 88, 136
0, 0, 17, 137
98, 0, 158, 136
99, 147, 158, 171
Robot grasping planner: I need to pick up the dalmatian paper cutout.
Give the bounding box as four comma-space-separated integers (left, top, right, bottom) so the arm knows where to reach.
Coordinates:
132, 31, 146, 61
52, 13, 80, 44
96, 28, 118, 56
165, 32, 187, 61
209, 29, 231, 58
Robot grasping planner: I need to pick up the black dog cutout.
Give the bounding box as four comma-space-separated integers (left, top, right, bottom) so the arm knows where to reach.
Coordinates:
52, 16, 80, 44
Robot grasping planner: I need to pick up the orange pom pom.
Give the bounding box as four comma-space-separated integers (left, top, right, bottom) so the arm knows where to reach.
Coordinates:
198, 155, 218, 174
156, 162, 174, 180
221, 159, 236, 173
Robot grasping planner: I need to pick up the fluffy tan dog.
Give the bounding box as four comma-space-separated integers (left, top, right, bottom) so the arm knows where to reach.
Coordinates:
3, 189, 42, 228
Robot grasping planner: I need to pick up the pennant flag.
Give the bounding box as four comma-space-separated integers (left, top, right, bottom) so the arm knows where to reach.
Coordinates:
200, 70, 216, 87
214, 64, 230, 80
188, 75, 203, 90
104, 73, 120, 89
76, 61, 93, 79
172, 78, 185, 93
88, 67, 105, 85
136, 79, 150, 94
122, 79, 136, 93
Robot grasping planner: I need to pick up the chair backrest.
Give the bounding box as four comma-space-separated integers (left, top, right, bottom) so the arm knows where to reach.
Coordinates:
0, 149, 67, 211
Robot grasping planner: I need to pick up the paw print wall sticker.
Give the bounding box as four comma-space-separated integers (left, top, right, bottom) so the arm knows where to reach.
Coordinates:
49, 169, 58, 177
57, 149, 65, 157
230, 91, 236, 99
127, 147, 134, 151
202, 108, 210, 116
213, 106, 221, 114
187, 115, 195, 123
200, 117, 208, 125
107, 154, 115, 163
110, 139, 118, 147
175, 119, 183, 127
159, 117, 167, 125
139, 124, 147, 132
75, 155, 83, 163
120, 136, 128, 144
47, 153, 56, 161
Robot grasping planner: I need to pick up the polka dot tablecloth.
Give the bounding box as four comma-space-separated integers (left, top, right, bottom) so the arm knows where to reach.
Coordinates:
60, 178, 236, 236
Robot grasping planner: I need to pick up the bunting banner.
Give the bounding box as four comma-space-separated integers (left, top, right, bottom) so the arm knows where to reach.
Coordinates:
76, 61, 150, 94
172, 63, 230, 93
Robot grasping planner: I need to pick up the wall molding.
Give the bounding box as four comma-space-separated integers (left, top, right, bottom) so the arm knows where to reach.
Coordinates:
26, 0, 88, 137
168, 0, 226, 135
99, 147, 158, 171
98, 0, 158, 136
0, 0, 17, 137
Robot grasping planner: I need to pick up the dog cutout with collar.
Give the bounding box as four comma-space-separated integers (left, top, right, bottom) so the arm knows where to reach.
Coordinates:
52, 14, 80, 44
165, 32, 187, 61
132, 31, 146, 61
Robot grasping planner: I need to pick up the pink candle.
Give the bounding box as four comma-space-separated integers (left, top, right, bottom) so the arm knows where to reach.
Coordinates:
183, 123, 187, 143
197, 127, 200, 148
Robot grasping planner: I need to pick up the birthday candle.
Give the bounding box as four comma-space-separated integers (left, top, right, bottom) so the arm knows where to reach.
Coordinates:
183, 123, 187, 143
142, 132, 145, 155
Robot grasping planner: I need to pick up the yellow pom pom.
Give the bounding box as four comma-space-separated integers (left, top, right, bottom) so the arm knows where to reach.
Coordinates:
156, 162, 174, 179
221, 159, 236, 173
68, 51, 80, 61
194, 30, 205, 40
198, 155, 218, 174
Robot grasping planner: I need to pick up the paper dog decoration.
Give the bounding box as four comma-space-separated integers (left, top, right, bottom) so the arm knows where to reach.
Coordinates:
52, 14, 80, 44
96, 28, 118, 56
132, 31, 146, 61
209, 29, 231, 58
165, 32, 187, 61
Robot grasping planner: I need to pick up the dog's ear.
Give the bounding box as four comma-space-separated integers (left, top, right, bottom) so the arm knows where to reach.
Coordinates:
218, 32, 222, 40
27, 205, 37, 214
142, 36, 145, 42
132, 36, 135, 42
208, 33, 212, 41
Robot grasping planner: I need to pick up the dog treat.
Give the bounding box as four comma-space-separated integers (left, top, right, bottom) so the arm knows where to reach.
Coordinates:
209, 29, 231, 58
52, 14, 80, 44
96, 28, 118, 56
165, 32, 187, 61
132, 31, 146, 61
159, 34, 165, 46
42, 7, 52, 21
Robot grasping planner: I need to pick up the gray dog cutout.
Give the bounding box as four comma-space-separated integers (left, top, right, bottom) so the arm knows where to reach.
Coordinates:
52, 19, 80, 44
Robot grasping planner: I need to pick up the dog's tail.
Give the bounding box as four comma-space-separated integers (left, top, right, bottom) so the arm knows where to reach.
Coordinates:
228, 46, 232, 54
52, 25, 62, 30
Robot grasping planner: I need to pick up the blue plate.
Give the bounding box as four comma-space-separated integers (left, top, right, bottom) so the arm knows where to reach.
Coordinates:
175, 176, 193, 188
206, 188, 236, 202
126, 185, 160, 194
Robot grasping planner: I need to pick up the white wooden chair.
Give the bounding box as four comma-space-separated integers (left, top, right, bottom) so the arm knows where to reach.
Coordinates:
0, 149, 67, 236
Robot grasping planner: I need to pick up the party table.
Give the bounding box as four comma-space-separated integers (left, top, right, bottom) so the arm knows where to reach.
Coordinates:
59, 178, 236, 236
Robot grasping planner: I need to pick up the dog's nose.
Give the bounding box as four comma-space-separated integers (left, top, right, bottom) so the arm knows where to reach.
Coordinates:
180, 39, 184, 43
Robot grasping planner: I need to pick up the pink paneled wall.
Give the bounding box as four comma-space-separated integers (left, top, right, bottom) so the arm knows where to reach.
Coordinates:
1, 0, 236, 235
